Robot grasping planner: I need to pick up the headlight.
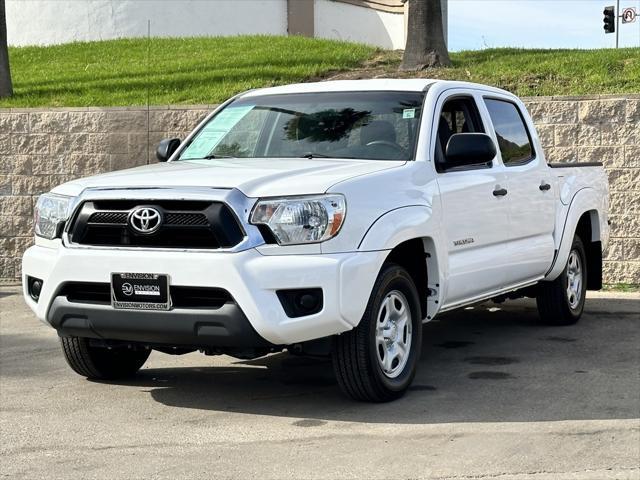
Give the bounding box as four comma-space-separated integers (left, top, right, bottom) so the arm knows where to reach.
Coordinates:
250, 194, 346, 245
34, 193, 73, 239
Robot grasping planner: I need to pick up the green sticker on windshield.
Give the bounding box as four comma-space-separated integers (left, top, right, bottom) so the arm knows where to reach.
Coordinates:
403, 108, 416, 119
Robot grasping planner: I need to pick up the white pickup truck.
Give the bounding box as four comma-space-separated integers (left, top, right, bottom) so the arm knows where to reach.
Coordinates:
23, 80, 609, 402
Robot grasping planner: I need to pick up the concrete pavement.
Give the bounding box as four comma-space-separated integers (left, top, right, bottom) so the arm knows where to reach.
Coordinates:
1, 287, 638, 479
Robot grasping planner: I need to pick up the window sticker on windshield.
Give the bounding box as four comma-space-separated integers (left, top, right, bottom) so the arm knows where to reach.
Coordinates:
181, 131, 226, 159
402, 108, 416, 119
181, 105, 254, 159
210, 105, 254, 130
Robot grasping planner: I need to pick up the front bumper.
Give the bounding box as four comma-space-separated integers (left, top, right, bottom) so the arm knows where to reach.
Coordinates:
22, 245, 387, 346
47, 297, 272, 349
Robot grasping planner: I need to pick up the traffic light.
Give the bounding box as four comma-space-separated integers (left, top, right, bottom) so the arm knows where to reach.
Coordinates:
603, 6, 616, 33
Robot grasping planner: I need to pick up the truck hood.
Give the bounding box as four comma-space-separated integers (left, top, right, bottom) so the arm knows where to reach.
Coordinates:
53, 158, 405, 198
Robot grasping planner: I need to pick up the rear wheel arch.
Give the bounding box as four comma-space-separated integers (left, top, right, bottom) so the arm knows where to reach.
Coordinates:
548, 188, 605, 287
537, 235, 587, 325
576, 209, 600, 243
574, 210, 603, 290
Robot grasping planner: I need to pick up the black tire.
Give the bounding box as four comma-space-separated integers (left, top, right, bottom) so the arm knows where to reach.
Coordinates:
332, 263, 423, 402
536, 235, 587, 326
60, 336, 150, 380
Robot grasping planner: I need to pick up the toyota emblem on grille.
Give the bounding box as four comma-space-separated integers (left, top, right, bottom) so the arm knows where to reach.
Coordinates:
128, 207, 162, 234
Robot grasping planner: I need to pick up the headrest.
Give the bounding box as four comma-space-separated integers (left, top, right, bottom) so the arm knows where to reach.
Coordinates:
360, 120, 397, 145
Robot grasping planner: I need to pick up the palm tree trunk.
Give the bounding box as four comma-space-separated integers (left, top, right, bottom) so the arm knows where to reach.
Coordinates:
0, 0, 13, 98
400, 0, 450, 71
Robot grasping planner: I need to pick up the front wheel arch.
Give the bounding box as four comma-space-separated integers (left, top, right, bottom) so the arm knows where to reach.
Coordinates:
384, 239, 429, 320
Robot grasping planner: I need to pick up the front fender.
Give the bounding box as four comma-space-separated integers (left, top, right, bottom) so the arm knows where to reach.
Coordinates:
358, 205, 436, 252
357, 205, 445, 321
546, 187, 608, 281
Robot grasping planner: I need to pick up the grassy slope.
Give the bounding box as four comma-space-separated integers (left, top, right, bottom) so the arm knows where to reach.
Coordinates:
2, 36, 375, 107
343, 47, 640, 97
453, 48, 640, 96
2, 37, 639, 107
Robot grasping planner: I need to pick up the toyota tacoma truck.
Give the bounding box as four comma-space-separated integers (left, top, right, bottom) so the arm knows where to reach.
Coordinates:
22, 80, 609, 402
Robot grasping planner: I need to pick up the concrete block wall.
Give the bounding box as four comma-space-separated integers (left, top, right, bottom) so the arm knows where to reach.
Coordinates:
0, 95, 638, 283
525, 95, 639, 284
0, 106, 211, 281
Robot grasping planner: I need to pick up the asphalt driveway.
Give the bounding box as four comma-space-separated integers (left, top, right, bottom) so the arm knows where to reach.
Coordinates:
1, 287, 639, 479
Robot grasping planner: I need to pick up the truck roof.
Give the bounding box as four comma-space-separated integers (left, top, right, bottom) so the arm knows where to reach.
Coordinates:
241, 79, 515, 98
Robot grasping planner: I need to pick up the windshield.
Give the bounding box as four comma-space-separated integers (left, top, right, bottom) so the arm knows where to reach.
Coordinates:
177, 91, 424, 161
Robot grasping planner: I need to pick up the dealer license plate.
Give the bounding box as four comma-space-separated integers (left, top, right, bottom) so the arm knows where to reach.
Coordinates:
111, 273, 170, 310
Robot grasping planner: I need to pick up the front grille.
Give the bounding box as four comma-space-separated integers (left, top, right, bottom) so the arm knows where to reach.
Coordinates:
164, 213, 209, 226
69, 200, 245, 249
59, 282, 233, 309
89, 211, 128, 224
88, 211, 210, 227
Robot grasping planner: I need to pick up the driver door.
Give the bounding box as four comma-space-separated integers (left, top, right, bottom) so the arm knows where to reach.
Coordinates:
433, 91, 511, 307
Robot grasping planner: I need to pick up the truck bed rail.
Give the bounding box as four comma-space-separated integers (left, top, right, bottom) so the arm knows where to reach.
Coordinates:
548, 162, 603, 168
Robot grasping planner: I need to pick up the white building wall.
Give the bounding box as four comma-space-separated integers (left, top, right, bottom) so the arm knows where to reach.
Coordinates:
6, 0, 288, 47
314, 0, 405, 50
6, 0, 418, 50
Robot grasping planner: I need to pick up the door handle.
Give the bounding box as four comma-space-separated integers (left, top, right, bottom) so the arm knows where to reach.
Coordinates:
539, 182, 551, 191
493, 188, 508, 197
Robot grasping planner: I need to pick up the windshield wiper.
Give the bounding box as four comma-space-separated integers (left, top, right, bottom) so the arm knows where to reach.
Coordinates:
300, 152, 332, 159
201, 154, 236, 159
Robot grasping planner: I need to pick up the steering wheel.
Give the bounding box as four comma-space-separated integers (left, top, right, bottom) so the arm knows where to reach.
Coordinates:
365, 140, 405, 154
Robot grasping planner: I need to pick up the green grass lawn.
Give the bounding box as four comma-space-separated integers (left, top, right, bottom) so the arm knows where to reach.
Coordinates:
1, 36, 375, 107
342, 47, 640, 97
603, 283, 640, 293
2, 36, 639, 107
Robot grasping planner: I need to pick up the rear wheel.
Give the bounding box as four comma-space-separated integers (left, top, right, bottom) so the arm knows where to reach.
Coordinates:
332, 263, 422, 402
536, 235, 587, 325
60, 336, 150, 379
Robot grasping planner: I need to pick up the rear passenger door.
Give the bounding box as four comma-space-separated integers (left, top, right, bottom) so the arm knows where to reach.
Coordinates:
483, 97, 555, 285
434, 91, 511, 307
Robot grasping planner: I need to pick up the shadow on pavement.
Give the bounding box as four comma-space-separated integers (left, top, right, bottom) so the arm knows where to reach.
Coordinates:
98, 297, 639, 424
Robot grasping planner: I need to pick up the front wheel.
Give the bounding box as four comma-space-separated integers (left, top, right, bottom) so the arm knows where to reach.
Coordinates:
536, 235, 587, 325
60, 336, 150, 380
332, 263, 423, 402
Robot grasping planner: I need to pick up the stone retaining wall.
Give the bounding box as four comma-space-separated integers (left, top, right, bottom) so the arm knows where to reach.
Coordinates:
1, 95, 638, 283
525, 96, 639, 284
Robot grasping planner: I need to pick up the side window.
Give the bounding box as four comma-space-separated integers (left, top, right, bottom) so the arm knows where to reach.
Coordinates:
435, 96, 486, 172
484, 99, 534, 165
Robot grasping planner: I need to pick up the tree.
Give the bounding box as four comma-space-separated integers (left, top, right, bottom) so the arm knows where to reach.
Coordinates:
0, 0, 13, 98
400, 0, 450, 71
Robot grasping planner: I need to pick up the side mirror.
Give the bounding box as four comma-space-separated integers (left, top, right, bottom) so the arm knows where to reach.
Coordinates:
445, 133, 496, 168
156, 138, 181, 162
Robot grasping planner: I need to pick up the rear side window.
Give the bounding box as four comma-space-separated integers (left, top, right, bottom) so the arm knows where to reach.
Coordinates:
484, 99, 534, 165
